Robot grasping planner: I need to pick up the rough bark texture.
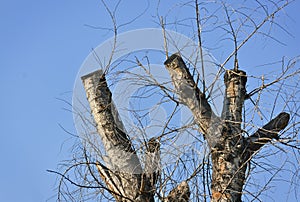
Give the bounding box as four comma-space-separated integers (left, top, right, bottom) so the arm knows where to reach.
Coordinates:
164, 53, 213, 136
80, 54, 290, 202
210, 70, 247, 202
162, 179, 190, 201
164, 181, 190, 202
82, 69, 190, 202
82, 70, 155, 202
246, 112, 290, 153
144, 137, 160, 194
164, 53, 290, 202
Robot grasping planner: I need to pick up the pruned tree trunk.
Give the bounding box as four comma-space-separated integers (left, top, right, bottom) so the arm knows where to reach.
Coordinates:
81, 69, 190, 202
164, 53, 290, 202
80, 53, 289, 202
82, 70, 151, 202
47, 1, 300, 201
209, 69, 247, 202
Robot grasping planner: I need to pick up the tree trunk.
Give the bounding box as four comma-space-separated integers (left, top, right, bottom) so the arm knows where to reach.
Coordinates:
82, 70, 152, 202
164, 53, 290, 202
210, 69, 247, 202
82, 69, 190, 202
80, 53, 289, 202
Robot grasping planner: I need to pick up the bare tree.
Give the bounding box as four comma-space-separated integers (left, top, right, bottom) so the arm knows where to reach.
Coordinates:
50, 0, 300, 201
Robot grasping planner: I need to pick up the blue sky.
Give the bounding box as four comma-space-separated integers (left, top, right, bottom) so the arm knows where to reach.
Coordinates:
0, 1, 300, 202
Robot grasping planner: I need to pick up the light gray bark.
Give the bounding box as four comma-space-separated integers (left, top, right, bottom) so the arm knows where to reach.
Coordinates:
80, 54, 289, 202
82, 70, 155, 202
82, 69, 191, 201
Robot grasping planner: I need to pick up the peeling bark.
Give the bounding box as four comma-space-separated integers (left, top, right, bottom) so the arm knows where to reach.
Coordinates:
82, 70, 155, 202
222, 70, 247, 126
164, 53, 213, 136
210, 69, 248, 202
164, 54, 289, 202
141, 138, 161, 202
164, 181, 190, 202
80, 54, 290, 202
144, 137, 160, 188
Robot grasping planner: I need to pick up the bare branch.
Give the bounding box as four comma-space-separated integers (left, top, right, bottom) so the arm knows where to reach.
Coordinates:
195, 0, 206, 94
164, 53, 213, 136
247, 112, 290, 153
220, 1, 290, 69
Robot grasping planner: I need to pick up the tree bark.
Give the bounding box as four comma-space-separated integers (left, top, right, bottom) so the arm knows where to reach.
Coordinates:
163, 53, 213, 137
82, 70, 155, 202
164, 181, 190, 202
210, 69, 247, 202
80, 54, 290, 202
246, 112, 290, 153
164, 53, 290, 202
82, 69, 191, 202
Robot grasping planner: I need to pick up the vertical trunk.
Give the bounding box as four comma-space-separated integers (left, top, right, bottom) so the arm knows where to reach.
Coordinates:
164, 54, 248, 201
211, 70, 247, 202
164, 54, 289, 201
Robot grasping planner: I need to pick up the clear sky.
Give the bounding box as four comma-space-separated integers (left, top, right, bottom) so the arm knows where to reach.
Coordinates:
0, 1, 299, 202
